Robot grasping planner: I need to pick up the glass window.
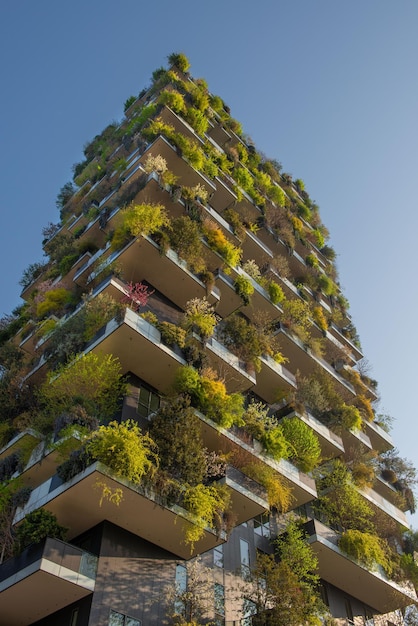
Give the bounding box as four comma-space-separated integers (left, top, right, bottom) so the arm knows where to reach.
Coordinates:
214, 583, 225, 616
254, 513, 270, 538
214, 544, 223, 568
70, 608, 79, 626
240, 538, 250, 579
175, 564, 187, 615
137, 383, 160, 418
109, 610, 140, 626
241, 599, 256, 625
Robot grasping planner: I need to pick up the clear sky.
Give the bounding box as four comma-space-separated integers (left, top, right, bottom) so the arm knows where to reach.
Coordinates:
1, 1, 418, 524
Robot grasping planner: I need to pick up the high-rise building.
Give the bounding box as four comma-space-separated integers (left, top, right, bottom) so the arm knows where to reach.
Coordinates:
0, 53, 417, 626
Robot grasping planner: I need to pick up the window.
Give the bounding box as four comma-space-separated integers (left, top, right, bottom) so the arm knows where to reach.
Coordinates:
344, 598, 354, 625
214, 544, 223, 568
109, 610, 141, 626
241, 599, 256, 626
69, 608, 79, 626
214, 582, 225, 623
240, 538, 250, 579
254, 513, 270, 538
175, 564, 187, 616
137, 383, 160, 418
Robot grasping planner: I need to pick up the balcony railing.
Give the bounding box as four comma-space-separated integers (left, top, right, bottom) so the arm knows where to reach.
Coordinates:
0, 537, 97, 626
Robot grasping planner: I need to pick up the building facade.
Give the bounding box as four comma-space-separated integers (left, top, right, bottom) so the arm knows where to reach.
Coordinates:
0, 53, 416, 626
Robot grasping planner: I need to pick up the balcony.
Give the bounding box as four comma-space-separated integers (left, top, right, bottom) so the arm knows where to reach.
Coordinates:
204, 336, 256, 393
305, 519, 417, 613
275, 326, 357, 397
214, 269, 283, 322
328, 322, 363, 362
372, 475, 409, 512
341, 427, 372, 456
281, 411, 345, 460
196, 410, 317, 508
363, 420, 394, 453
140, 135, 216, 193
13, 462, 227, 560
13, 431, 83, 490
0, 430, 40, 462
359, 486, 409, 528
87, 307, 186, 394
0, 538, 97, 626
241, 229, 274, 269
102, 235, 220, 310
217, 465, 268, 524
254, 354, 297, 404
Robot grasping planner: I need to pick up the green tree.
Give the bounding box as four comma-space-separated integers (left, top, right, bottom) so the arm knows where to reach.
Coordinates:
280, 417, 321, 473
14, 509, 67, 555
150, 396, 207, 485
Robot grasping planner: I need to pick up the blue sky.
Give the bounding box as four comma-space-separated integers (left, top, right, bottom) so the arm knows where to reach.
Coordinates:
1, 1, 418, 524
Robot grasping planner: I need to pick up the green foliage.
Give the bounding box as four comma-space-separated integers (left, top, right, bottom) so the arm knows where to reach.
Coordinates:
86, 419, 158, 484
167, 52, 190, 73
339, 529, 391, 572
182, 298, 217, 339
124, 95, 136, 112
159, 321, 187, 348
242, 400, 270, 440
36, 288, 72, 319
83, 293, 125, 342
168, 215, 205, 274
150, 397, 207, 486
184, 107, 209, 135
14, 509, 67, 555
111, 202, 169, 250
220, 315, 264, 371
183, 482, 230, 547
243, 463, 293, 512
281, 417, 321, 473
262, 426, 290, 461
268, 281, 285, 305
315, 460, 374, 532
276, 519, 319, 585
174, 366, 244, 428
249, 552, 324, 626
19, 262, 47, 289
204, 223, 242, 268
317, 274, 337, 297
234, 274, 254, 305
158, 89, 186, 114
41, 352, 125, 420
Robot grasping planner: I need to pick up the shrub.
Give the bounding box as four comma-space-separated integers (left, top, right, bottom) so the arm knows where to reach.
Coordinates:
185, 107, 209, 135
317, 274, 337, 297
124, 96, 136, 112
339, 530, 391, 572
183, 483, 230, 547
167, 52, 190, 73
41, 352, 125, 420
280, 417, 321, 473
243, 463, 293, 512
35, 287, 72, 319
182, 298, 217, 339
14, 509, 67, 554
111, 202, 169, 250
234, 275, 254, 306
174, 366, 244, 428
204, 222, 242, 269
168, 215, 205, 273
157, 89, 186, 114
261, 426, 290, 461
159, 321, 186, 348
86, 419, 158, 484
268, 281, 285, 305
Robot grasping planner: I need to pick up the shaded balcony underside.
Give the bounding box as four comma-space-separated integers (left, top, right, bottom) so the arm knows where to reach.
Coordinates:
14, 463, 225, 560
306, 521, 417, 613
